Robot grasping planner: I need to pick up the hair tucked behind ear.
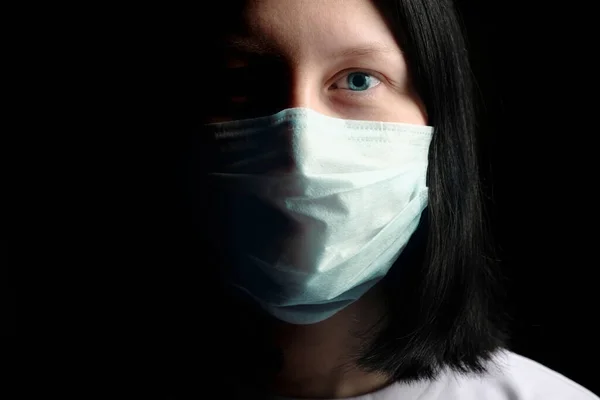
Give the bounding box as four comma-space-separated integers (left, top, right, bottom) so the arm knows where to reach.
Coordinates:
354, 0, 509, 381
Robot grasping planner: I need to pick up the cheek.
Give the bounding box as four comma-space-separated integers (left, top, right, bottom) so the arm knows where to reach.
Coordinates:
396, 96, 428, 125
358, 94, 428, 125
407, 88, 428, 125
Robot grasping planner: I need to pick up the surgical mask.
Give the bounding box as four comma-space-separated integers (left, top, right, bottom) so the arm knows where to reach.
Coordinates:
201, 107, 433, 325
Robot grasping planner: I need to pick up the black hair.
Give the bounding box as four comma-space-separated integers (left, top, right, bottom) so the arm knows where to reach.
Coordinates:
165, 0, 509, 398
354, 0, 510, 380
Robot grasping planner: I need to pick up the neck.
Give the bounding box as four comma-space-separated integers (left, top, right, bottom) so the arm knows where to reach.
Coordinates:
270, 283, 393, 399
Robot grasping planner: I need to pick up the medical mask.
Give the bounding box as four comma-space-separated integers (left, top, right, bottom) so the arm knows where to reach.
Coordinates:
201, 107, 433, 325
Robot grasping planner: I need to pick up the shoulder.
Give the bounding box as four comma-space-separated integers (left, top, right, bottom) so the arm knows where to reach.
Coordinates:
428, 349, 598, 400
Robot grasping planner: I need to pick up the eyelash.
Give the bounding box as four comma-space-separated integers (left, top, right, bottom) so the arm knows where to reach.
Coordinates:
222, 68, 383, 103
331, 71, 382, 94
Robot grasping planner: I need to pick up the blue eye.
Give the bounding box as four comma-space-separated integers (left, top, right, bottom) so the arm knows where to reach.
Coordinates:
335, 72, 381, 92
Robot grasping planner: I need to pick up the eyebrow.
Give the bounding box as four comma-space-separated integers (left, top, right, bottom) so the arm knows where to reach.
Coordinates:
332, 42, 398, 59
224, 36, 398, 60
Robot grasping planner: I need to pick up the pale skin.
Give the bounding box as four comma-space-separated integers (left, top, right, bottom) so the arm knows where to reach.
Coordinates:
211, 0, 428, 397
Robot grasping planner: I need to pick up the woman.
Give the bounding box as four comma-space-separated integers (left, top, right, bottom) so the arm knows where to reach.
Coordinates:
181, 0, 599, 398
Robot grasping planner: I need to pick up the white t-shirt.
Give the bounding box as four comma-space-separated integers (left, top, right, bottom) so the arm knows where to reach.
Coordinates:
277, 350, 598, 399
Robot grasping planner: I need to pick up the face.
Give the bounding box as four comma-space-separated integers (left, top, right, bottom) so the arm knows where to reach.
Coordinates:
208, 0, 427, 125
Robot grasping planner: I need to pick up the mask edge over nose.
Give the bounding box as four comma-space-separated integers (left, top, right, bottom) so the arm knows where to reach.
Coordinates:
199, 107, 434, 325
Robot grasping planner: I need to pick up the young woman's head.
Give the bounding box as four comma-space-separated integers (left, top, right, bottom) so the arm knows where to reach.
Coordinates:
204, 0, 427, 125
186, 0, 508, 398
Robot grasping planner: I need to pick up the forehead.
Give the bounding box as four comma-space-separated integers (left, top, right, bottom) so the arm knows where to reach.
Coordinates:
222, 0, 401, 61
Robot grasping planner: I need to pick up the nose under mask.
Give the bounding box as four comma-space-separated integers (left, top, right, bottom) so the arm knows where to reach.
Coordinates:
199, 107, 433, 325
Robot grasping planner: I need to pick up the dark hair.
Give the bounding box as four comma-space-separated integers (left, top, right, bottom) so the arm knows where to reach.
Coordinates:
169, 0, 509, 398
355, 0, 509, 380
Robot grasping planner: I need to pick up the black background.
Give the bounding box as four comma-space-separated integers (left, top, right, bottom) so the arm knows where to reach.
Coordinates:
14, 1, 598, 396
457, 0, 598, 394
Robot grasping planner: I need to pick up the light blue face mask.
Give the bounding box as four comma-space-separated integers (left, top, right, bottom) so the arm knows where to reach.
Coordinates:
202, 107, 433, 324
